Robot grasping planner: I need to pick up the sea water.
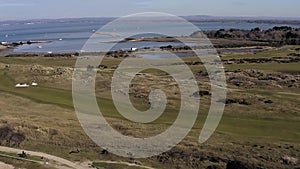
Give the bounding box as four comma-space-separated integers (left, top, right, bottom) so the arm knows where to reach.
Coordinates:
0, 18, 299, 53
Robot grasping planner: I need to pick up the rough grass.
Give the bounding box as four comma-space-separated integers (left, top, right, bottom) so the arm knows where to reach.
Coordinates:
0, 46, 299, 168
0, 67, 299, 143
92, 162, 149, 169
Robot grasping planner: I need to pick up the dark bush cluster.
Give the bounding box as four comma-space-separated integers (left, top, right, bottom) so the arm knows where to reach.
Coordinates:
194, 26, 300, 46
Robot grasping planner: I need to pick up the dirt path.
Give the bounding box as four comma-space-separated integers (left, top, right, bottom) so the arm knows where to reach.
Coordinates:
93, 160, 157, 169
0, 146, 157, 169
0, 161, 14, 169
0, 146, 87, 169
278, 92, 300, 96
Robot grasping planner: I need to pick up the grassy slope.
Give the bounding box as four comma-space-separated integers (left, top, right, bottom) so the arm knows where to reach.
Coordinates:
0, 46, 299, 169
0, 67, 299, 143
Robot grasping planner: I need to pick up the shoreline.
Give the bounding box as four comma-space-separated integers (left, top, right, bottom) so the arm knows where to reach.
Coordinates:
0, 42, 278, 57
2, 26, 298, 55
1, 26, 298, 55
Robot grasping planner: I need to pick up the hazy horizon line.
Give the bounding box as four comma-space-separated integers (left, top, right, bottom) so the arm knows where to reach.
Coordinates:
1, 14, 300, 22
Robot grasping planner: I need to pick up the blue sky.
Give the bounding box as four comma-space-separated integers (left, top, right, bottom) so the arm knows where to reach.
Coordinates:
0, 0, 299, 20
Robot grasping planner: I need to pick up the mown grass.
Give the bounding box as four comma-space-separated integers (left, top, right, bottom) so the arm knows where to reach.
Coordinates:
216, 115, 300, 143
0, 70, 73, 109
0, 57, 76, 67
225, 62, 300, 72
185, 62, 300, 73
220, 47, 294, 60
0, 56, 123, 68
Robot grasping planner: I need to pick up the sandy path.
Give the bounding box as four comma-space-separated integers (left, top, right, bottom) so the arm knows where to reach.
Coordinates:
0, 146, 87, 169
0, 146, 157, 169
95, 160, 157, 169
0, 45, 7, 49
278, 92, 300, 96
0, 161, 14, 169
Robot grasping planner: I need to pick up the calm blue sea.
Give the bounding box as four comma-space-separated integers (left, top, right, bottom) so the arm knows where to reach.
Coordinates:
0, 19, 299, 53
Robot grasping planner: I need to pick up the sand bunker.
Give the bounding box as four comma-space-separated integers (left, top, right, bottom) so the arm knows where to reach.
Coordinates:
0, 162, 14, 169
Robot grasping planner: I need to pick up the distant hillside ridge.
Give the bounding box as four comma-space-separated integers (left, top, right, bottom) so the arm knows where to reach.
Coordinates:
191, 26, 300, 46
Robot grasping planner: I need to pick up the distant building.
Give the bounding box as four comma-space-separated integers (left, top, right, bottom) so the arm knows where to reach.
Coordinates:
1, 41, 8, 45
131, 47, 138, 52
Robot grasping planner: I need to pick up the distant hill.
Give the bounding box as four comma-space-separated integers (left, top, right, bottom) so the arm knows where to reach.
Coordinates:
183, 15, 300, 21
1, 15, 299, 26
182, 15, 300, 25
192, 26, 300, 46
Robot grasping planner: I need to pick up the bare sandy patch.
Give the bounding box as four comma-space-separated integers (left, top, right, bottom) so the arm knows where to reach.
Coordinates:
0, 161, 14, 169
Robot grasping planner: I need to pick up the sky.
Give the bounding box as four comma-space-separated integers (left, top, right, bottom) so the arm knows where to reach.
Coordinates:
0, 0, 299, 20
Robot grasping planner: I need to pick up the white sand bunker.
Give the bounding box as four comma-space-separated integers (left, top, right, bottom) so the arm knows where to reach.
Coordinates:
0, 161, 14, 169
